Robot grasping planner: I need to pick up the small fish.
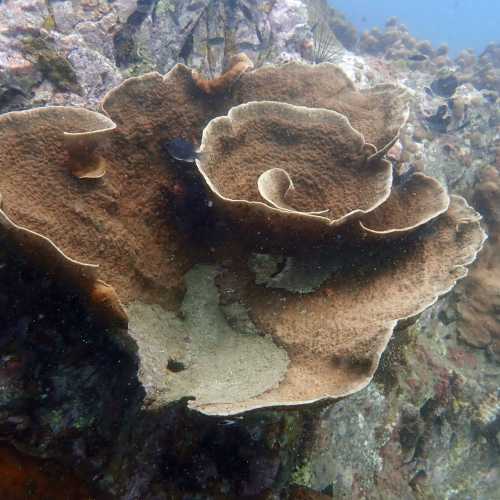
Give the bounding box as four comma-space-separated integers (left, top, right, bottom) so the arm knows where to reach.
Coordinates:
163, 138, 199, 163
451, 120, 471, 132
218, 416, 244, 427
237, 42, 258, 51
408, 53, 427, 62
161, 138, 214, 237
436, 105, 449, 119
206, 37, 225, 47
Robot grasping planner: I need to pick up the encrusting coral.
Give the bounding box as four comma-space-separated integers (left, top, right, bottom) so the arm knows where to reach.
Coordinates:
0, 56, 486, 415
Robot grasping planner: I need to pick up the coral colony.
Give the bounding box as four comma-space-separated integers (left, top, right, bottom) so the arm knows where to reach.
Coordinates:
0, 57, 485, 416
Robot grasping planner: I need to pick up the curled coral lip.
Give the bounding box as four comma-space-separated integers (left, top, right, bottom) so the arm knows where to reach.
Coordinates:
257, 168, 331, 216
63, 126, 116, 179
0, 106, 125, 330
196, 100, 447, 243
57, 106, 117, 179
358, 172, 450, 238
196, 100, 394, 229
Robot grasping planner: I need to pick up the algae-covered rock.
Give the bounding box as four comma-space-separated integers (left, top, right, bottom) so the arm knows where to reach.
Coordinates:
21, 35, 81, 94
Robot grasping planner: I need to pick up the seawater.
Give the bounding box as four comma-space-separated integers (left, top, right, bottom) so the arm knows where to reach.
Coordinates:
330, 0, 499, 55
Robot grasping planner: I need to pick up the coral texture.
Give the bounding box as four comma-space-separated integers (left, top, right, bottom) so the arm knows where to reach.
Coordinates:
457, 165, 500, 360
198, 100, 449, 240
0, 59, 486, 416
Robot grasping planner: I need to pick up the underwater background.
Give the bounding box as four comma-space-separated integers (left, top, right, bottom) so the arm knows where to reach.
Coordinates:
330, 0, 499, 55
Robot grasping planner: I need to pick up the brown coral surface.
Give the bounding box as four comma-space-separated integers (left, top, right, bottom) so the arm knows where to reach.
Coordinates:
197, 101, 449, 242
0, 105, 195, 322
230, 63, 410, 156
457, 166, 500, 360
191, 53, 254, 95
0, 60, 486, 415
197, 101, 393, 240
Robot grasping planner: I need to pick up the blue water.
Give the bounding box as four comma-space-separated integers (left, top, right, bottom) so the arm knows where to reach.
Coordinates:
330, 0, 500, 56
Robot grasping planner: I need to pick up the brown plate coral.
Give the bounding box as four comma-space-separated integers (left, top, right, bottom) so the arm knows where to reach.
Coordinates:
0, 58, 486, 416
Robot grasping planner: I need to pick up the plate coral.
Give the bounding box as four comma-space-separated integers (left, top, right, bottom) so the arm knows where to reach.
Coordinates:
0, 59, 486, 416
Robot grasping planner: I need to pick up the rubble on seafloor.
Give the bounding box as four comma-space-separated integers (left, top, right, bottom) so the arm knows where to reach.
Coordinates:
0, 1, 499, 499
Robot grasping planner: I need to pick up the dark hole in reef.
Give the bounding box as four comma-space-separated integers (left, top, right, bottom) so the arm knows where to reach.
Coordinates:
0, 245, 141, 498
420, 397, 440, 419
438, 309, 454, 326
167, 358, 185, 372
331, 354, 373, 377
160, 407, 305, 497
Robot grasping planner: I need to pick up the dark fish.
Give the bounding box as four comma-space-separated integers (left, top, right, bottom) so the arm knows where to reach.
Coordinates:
408, 53, 428, 62
206, 37, 225, 47
163, 138, 199, 163
426, 104, 451, 133
451, 120, 471, 132
161, 138, 214, 238
436, 105, 448, 119
237, 42, 259, 51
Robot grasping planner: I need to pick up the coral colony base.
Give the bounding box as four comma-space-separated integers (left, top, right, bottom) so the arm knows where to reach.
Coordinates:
0, 57, 485, 417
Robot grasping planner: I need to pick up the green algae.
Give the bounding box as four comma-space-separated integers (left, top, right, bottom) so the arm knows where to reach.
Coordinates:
291, 462, 314, 488
123, 46, 157, 77
21, 36, 81, 94
41, 15, 56, 31
154, 0, 176, 17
